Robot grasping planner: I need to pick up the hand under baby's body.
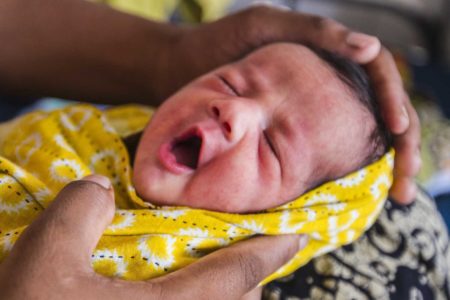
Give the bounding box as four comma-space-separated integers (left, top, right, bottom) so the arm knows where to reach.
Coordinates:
0, 175, 307, 300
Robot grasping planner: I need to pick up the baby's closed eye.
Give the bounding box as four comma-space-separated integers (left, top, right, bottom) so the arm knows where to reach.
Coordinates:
217, 74, 240, 96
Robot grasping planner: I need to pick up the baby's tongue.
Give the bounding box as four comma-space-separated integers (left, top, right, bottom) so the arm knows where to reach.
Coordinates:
172, 136, 201, 169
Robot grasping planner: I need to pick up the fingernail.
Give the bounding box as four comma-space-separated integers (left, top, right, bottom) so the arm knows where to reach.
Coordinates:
346, 32, 375, 48
298, 235, 309, 249
414, 151, 422, 170
401, 105, 409, 120
82, 174, 111, 189
399, 105, 409, 129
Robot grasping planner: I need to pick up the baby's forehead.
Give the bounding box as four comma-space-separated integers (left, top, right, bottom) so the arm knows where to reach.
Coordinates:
237, 43, 343, 88
234, 43, 352, 102
242, 43, 326, 70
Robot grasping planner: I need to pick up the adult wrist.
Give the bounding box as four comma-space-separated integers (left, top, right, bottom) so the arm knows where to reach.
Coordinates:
138, 22, 185, 105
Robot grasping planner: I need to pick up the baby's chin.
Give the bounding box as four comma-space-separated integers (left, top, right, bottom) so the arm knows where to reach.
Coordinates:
132, 168, 184, 207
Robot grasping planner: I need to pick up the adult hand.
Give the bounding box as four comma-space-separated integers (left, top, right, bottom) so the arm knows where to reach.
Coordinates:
0, 175, 306, 300
171, 6, 420, 204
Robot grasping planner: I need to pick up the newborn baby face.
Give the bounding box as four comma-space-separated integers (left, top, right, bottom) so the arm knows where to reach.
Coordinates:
133, 43, 375, 213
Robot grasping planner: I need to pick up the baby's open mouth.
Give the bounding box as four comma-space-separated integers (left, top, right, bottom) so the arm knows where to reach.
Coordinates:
171, 129, 202, 169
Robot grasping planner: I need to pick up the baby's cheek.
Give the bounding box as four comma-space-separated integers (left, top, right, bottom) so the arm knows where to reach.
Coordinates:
132, 167, 145, 189
184, 170, 253, 212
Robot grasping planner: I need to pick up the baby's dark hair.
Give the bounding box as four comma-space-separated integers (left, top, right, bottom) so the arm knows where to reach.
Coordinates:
313, 48, 392, 164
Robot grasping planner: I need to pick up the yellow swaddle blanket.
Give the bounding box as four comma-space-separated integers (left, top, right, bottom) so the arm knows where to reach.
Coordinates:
0, 104, 393, 284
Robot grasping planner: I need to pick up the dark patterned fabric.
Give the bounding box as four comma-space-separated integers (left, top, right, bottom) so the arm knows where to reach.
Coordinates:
263, 188, 450, 299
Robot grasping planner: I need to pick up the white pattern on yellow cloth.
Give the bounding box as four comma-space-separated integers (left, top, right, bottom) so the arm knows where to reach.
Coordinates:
0, 104, 393, 284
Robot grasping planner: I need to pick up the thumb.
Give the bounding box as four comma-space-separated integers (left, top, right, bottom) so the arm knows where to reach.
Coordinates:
12, 174, 115, 269
157, 234, 308, 299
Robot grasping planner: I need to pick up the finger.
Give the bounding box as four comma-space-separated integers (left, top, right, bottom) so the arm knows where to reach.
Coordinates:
366, 47, 410, 134
389, 176, 417, 205
389, 102, 421, 204
12, 175, 115, 269
343, 32, 381, 64
155, 235, 308, 299
295, 16, 381, 64
393, 101, 421, 176
240, 7, 381, 64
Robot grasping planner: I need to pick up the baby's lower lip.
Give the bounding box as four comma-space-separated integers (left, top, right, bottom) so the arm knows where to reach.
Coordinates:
158, 142, 193, 174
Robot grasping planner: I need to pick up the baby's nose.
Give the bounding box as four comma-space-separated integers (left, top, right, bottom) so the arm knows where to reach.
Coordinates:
211, 105, 232, 136
208, 99, 257, 142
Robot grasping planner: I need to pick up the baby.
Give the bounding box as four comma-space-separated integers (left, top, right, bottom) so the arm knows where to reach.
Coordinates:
0, 42, 392, 284
132, 43, 390, 213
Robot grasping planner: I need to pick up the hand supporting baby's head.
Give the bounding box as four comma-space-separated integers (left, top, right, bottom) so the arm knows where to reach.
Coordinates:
133, 43, 391, 213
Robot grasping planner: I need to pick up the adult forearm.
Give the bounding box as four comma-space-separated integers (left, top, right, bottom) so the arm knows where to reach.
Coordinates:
0, 0, 179, 105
